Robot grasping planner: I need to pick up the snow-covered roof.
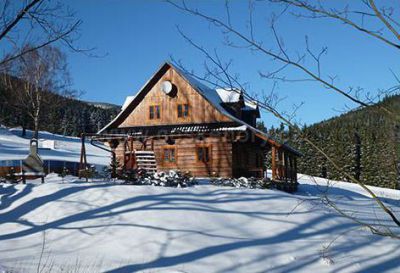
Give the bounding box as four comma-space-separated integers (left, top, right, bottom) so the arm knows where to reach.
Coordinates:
216, 88, 242, 103
121, 96, 135, 110
97, 62, 301, 156
243, 100, 258, 111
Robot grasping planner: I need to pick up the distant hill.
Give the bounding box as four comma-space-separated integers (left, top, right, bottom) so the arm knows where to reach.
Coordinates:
0, 77, 119, 137
294, 94, 400, 189
84, 101, 121, 110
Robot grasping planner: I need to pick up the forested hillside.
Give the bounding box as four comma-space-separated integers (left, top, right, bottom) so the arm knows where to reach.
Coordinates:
266, 95, 400, 189
0, 79, 119, 136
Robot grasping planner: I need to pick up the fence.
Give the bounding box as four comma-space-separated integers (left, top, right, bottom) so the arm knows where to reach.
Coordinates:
0, 160, 101, 177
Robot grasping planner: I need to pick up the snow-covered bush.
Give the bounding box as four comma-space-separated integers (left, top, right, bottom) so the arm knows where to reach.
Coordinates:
123, 169, 197, 188
210, 177, 269, 189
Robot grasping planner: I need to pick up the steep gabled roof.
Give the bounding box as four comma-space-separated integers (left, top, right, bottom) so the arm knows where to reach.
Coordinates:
98, 62, 301, 156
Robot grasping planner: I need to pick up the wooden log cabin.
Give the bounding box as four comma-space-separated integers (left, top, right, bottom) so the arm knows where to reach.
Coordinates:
97, 62, 300, 184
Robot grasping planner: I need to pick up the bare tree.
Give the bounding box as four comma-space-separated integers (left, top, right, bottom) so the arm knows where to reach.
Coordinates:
167, 0, 400, 238
4, 45, 71, 138
0, 0, 85, 68
0, 0, 87, 129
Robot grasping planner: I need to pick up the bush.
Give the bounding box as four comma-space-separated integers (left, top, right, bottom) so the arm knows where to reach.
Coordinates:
79, 165, 97, 181
210, 177, 269, 189
122, 169, 197, 188
59, 167, 69, 178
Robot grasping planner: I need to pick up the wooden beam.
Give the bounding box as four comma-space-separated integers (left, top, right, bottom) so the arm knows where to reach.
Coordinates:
284, 152, 288, 182
130, 137, 135, 170
271, 146, 277, 180
123, 139, 127, 170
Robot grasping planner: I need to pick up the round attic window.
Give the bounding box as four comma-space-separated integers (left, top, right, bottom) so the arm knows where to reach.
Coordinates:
161, 81, 173, 95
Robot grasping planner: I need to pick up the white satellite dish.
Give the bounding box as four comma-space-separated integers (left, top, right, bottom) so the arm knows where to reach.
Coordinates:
161, 81, 173, 95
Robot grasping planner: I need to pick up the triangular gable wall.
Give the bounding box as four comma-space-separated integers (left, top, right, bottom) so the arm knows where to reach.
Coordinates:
99, 62, 234, 132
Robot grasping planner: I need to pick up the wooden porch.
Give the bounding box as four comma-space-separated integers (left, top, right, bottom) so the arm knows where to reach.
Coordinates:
271, 146, 298, 192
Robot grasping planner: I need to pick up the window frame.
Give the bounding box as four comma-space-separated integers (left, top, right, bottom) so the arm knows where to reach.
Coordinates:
162, 146, 177, 165
196, 144, 212, 164
177, 103, 190, 119
149, 105, 161, 120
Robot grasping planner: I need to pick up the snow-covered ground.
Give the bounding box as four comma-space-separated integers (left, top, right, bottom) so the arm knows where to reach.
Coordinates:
0, 174, 399, 273
0, 126, 109, 166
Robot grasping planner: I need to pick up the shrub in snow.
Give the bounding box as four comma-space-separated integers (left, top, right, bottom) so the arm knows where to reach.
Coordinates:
79, 165, 97, 181
210, 177, 269, 189
59, 167, 69, 178
122, 169, 197, 188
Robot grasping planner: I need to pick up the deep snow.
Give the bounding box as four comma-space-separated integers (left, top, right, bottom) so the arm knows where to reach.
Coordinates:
0, 174, 399, 273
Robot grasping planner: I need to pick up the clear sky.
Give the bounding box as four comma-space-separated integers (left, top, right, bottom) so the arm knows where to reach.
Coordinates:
64, 0, 399, 128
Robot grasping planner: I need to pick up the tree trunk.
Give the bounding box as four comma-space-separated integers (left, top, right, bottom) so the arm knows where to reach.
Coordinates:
34, 110, 40, 139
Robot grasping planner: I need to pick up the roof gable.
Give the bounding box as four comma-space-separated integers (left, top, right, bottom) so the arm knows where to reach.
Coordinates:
98, 62, 234, 132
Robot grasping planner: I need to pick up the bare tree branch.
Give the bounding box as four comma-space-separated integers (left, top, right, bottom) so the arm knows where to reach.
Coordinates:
0, 0, 41, 42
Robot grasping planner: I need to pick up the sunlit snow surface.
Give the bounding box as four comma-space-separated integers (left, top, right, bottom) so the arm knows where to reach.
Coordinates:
0, 173, 399, 273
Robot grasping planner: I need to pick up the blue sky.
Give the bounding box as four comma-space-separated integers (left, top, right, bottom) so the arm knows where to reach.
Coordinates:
64, 0, 399, 128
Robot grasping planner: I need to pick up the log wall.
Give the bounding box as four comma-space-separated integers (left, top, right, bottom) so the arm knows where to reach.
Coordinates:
115, 135, 233, 177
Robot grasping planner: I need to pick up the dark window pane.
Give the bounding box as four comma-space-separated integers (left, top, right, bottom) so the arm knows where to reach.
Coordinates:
197, 147, 203, 161
149, 106, 154, 119
178, 105, 182, 117
155, 106, 160, 119
197, 147, 210, 163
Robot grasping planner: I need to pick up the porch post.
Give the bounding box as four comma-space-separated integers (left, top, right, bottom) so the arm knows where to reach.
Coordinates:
109, 139, 120, 178
130, 137, 135, 169
283, 151, 288, 182
271, 146, 277, 180
123, 139, 127, 171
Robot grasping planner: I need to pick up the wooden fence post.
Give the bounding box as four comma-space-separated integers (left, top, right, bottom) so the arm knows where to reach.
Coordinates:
79, 133, 87, 179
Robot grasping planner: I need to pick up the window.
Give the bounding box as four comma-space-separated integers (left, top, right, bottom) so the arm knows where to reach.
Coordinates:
149, 105, 160, 120
163, 147, 176, 163
177, 104, 189, 118
196, 145, 211, 163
